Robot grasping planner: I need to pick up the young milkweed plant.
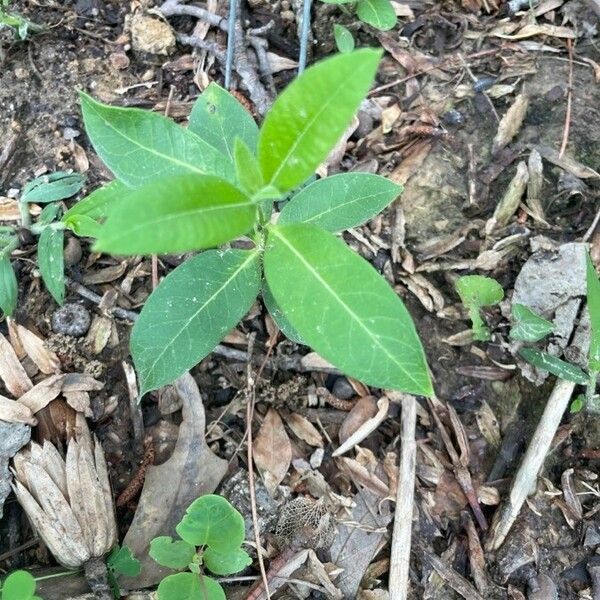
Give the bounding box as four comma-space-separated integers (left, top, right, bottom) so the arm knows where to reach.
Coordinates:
66, 49, 432, 398
149, 495, 251, 600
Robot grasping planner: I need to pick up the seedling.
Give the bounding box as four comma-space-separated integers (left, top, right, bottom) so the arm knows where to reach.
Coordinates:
509, 303, 554, 342
333, 24, 355, 53
70, 50, 432, 397
320, 0, 396, 33
0, 570, 42, 600
106, 545, 141, 598
0, 0, 42, 40
150, 495, 251, 600
0, 171, 85, 315
455, 275, 504, 341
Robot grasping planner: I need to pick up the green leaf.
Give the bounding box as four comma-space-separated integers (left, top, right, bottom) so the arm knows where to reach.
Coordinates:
257, 49, 381, 193
132, 249, 261, 394
1, 570, 36, 599
264, 224, 432, 395
107, 545, 142, 577
157, 573, 201, 600
62, 180, 128, 222
234, 138, 263, 195
586, 254, 600, 372
21, 171, 85, 204
356, 0, 397, 30
37, 203, 61, 226
149, 537, 196, 570
570, 395, 585, 413
203, 546, 252, 576
510, 303, 554, 342
38, 227, 64, 305
94, 175, 258, 255
80, 93, 234, 187
279, 173, 400, 232
333, 24, 355, 53
176, 495, 246, 552
0, 256, 18, 316
455, 275, 504, 308
519, 348, 588, 385
262, 281, 304, 344
63, 214, 102, 238
189, 83, 259, 159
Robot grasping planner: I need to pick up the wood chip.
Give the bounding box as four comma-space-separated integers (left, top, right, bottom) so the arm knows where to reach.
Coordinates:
0, 332, 33, 397
16, 325, 61, 375
18, 375, 64, 413
0, 395, 36, 425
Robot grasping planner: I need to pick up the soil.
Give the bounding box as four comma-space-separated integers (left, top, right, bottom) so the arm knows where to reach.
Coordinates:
2, 0, 600, 599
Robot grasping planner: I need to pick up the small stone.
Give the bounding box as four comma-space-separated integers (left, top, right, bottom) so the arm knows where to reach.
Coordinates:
51, 303, 91, 337
310, 448, 324, 469
1, 421, 31, 517
14, 67, 29, 80
332, 377, 356, 400
109, 51, 130, 70
63, 237, 83, 266
280, 9, 295, 21
131, 14, 176, 55
63, 127, 81, 140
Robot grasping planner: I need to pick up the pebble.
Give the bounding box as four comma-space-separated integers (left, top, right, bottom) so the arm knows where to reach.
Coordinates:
441, 109, 465, 126
64, 237, 83, 266
332, 377, 356, 400
51, 303, 91, 337
109, 51, 130, 70
63, 127, 81, 140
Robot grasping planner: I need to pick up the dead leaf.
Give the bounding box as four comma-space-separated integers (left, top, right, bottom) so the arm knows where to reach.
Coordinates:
61, 373, 104, 393
337, 456, 390, 498
476, 400, 501, 448
286, 413, 323, 448
267, 52, 297, 73
63, 392, 92, 417
0, 395, 36, 425
0, 333, 33, 397
82, 263, 128, 285
389, 140, 433, 185
534, 145, 600, 179
492, 94, 529, 154
253, 408, 292, 494
493, 23, 576, 39
334, 397, 389, 457
339, 396, 378, 444
122, 373, 228, 589
18, 375, 64, 413
16, 325, 61, 375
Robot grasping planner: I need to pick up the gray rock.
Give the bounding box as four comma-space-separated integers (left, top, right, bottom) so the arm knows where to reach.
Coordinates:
0, 420, 31, 517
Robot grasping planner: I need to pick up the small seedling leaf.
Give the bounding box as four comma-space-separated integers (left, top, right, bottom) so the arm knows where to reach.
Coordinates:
176, 495, 246, 552
519, 348, 588, 385
80, 93, 235, 186
356, 0, 397, 30
0, 255, 18, 316
132, 249, 261, 394
264, 224, 432, 395
570, 395, 585, 413
510, 303, 554, 342
203, 546, 252, 576
94, 175, 258, 255
0, 570, 37, 599
189, 83, 259, 158
38, 227, 64, 305
586, 254, 600, 372
37, 203, 61, 226
257, 49, 381, 192
157, 573, 202, 600
233, 138, 263, 195
63, 214, 102, 238
107, 545, 142, 577
278, 173, 400, 232
333, 24, 355, 53
21, 171, 85, 204
455, 275, 504, 308
62, 179, 128, 222
149, 537, 196, 570
262, 281, 304, 344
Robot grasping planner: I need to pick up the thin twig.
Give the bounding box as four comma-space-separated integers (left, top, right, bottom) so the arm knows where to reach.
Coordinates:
558, 38, 574, 159
298, 0, 312, 73
389, 394, 417, 599
225, 0, 238, 88
160, 0, 226, 30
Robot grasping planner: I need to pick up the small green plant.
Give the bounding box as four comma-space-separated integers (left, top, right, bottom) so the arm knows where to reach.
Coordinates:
0, 171, 85, 315
509, 303, 554, 342
106, 545, 141, 598
455, 275, 504, 341
0, 0, 42, 40
149, 495, 251, 600
333, 24, 355, 53
321, 0, 396, 34
0, 570, 42, 600
68, 50, 432, 397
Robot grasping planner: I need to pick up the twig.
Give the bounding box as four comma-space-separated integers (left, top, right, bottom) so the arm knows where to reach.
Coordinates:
67, 280, 140, 321
558, 38, 573, 159
486, 314, 590, 551
225, 0, 238, 88
160, 0, 225, 30
298, 0, 312, 73
389, 394, 417, 599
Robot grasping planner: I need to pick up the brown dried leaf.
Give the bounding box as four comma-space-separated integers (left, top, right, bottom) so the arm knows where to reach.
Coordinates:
339, 396, 378, 444
16, 325, 60, 375
534, 145, 600, 179
84, 316, 113, 355
476, 400, 501, 448
494, 23, 576, 39
253, 408, 292, 494
0, 395, 36, 425
63, 392, 92, 417
492, 94, 529, 154
82, 263, 128, 285
61, 373, 104, 393
286, 413, 323, 448
334, 397, 389, 457
337, 456, 389, 498
18, 375, 64, 413
0, 332, 33, 397
485, 161, 529, 234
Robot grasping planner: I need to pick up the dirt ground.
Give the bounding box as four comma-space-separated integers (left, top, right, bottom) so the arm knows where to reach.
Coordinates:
2, 0, 600, 598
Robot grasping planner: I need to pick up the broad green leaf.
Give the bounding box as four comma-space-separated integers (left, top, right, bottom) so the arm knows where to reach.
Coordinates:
333, 24, 355, 53
189, 83, 259, 158
262, 281, 304, 344
94, 175, 258, 255
510, 303, 554, 342
1, 570, 36, 599
37, 203, 61, 226
200, 577, 226, 600
150, 537, 196, 570
279, 173, 400, 232
132, 249, 261, 394
586, 254, 600, 372
157, 573, 201, 600
257, 49, 381, 193
455, 275, 504, 308
176, 495, 245, 552
520, 348, 588, 385
264, 224, 432, 395
234, 138, 263, 195
107, 545, 142, 577
80, 93, 234, 187
0, 256, 18, 316
203, 546, 252, 576
63, 214, 102, 238
21, 171, 85, 204
62, 180, 128, 222
38, 227, 64, 305
356, 0, 397, 30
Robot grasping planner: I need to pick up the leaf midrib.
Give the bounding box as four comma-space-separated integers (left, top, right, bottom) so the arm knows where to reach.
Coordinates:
270, 227, 425, 391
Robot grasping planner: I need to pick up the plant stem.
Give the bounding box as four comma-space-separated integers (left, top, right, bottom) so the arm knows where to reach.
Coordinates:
19, 199, 31, 229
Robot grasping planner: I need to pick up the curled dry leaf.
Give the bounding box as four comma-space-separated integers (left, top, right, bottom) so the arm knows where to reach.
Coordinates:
527, 148, 545, 220
492, 94, 529, 155
15, 325, 61, 375
286, 412, 323, 448
0, 332, 33, 397
485, 161, 529, 235
253, 408, 292, 494
337, 455, 390, 498
333, 397, 389, 457
494, 23, 576, 40
339, 396, 378, 444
